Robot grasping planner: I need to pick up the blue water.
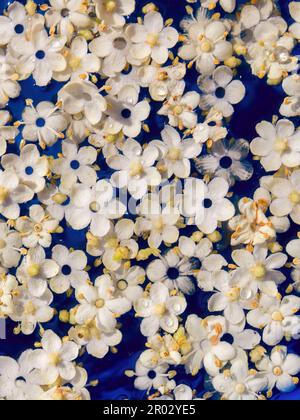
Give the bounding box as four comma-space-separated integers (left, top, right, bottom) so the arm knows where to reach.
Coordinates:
0, 0, 299, 400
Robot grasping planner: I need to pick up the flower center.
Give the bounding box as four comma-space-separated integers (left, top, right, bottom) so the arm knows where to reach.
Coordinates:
95, 298, 105, 308
167, 267, 180, 280
36, 118, 46, 128
251, 264, 266, 279
104, 0, 117, 12
0, 239, 6, 249
62, 265, 72, 276
0, 186, 8, 204
49, 353, 61, 366
235, 383, 246, 395
154, 303, 166, 316
271, 311, 284, 322
70, 160, 80, 170
113, 37, 127, 50
117, 280, 128, 291
148, 370, 156, 380
25, 166, 34, 175
200, 39, 213, 53
69, 55, 82, 71
24, 301, 36, 315
226, 287, 240, 302
220, 156, 233, 169
35, 50, 46, 60
121, 108, 132, 119
273, 366, 283, 377
27, 263, 40, 277
274, 139, 288, 153
34, 223, 43, 233
129, 161, 143, 178
61, 8, 70, 17
203, 198, 213, 209
173, 105, 183, 116
114, 247, 130, 261
14, 24, 24, 34
90, 201, 100, 213
215, 87, 226, 99
153, 217, 164, 232
147, 33, 159, 47
289, 191, 300, 205
168, 148, 181, 161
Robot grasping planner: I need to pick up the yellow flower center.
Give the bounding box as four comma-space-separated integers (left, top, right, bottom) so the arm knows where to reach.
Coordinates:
168, 148, 181, 161
95, 298, 105, 309
147, 33, 159, 47
173, 105, 183, 116
49, 353, 61, 366
200, 39, 213, 53
52, 193, 68, 205
271, 311, 284, 322
34, 223, 43, 234
129, 161, 144, 177
251, 264, 266, 279
274, 139, 288, 153
154, 303, 166, 316
114, 246, 130, 261
27, 263, 40, 277
68, 55, 82, 71
0, 186, 8, 204
153, 217, 164, 232
273, 366, 283, 377
235, 383, 246, 395
105, 0, 117, 13
226, 287, 240, 302
289, 191, 300, 205
105, 134, 117, 144
117, 280, 128, 291
24, 301, 36, 315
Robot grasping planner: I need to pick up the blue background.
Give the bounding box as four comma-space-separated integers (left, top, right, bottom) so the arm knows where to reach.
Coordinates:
0, 0, 299, 400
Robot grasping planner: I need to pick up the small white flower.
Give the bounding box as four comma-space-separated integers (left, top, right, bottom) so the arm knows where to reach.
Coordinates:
0, 221, 21, 268
199, 65, 246, 118
251, 119, 300, 171
127, 11, 178, 65
256, 346, 300, 393
52, 140, 97, 188
2, 144, 49, 193
95, 0, 135, 28
15, 205, 59, 248
201, 0, 236, 13
247, 294, 300, 346
0, 111, 18, 156
132, 360, 175, 394
20, 101, 68, 147
280, 75, 300, 117
105, 85, 150, 138
31, 330, 79, 385
108, 138, 160, 200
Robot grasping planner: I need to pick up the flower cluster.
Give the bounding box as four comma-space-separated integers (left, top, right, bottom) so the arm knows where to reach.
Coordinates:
0, 0, 299, 401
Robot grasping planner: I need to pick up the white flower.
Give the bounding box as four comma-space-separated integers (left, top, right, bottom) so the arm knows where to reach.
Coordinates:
19, 101, 68, 147
134, 282, 187, 337
50, 245, 88, 294
256, 346, 300, 393
86, 219, 138, 272
10, 285, 54, 335
57, 36, 100, 81
108, 138, 160, 200
58, 80, 107, 125
132, 360, 175, 394
107, 265, 145, 304
185, 314, 236, 376
104, 85, 150, 138
2, 144, 49, 193
146, 249, 196, 295
231, 245, 287, 298
268, 171, 300, 224
0, 111, 18, 156
17, 246, 59, 298
250, 119, 300, 171
135, 193, 180, 248
192, 110, 227, 145
15, 205, 59, 248
69, 320, 122, 359
289, 2, 300, 39
195, 138, 253, 186
0, 169, 33, 220
179, 10, 233, 75
201, 0, 236, 13
158, 84, 200, 130
52, 141, 97, 188
0, 221, 21, 268
0, 49, 21, 108
45, 0, 91, 39
95, 0, 135, 28
75, 275, 131, 331
10, 29, 67, 86
0, 274, 18, 317
212, 359, 268, 400
280, 75, 300, 117
195, 177, 235, 235
38, 184, 70, 222
88, 127, 124, 159
89, 28, 138, 77
0, 352, 43, 400
196, 252, 228, 292
153, 126, 202, 179
66, 180, 126, 236
247, 294, 300, 346
198, 66, 246, 118
127, 12, 178, 65
31, 330, 79, 385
